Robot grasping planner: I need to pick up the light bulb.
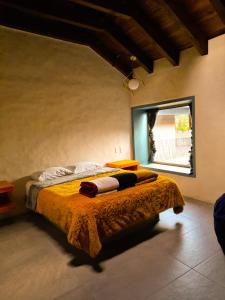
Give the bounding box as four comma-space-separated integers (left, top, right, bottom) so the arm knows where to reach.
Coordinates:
128, 78, 139, 90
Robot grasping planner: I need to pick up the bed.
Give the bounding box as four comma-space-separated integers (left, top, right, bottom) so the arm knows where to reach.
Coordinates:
26, 167, 184, 257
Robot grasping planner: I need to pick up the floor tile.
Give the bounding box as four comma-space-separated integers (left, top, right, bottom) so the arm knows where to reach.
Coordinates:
151, 269, 225, 300
152, 209, 199, 240
54, 284, 95, 300
183, 197, 214, 226
0, 248, 101, 300
91, 247, 190, 300
195, 251, 225, 288
55, 245, 190, 300
0, 218, 36, 242
152, 224, 220, 268
0, 198, 221, 300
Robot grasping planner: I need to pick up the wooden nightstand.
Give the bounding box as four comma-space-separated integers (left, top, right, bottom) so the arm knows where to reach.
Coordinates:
106, 159, 139, 170
0, 181, 15, 214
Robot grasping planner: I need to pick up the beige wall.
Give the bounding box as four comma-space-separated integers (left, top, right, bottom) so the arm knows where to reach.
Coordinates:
132, 34, 225, 204
0, 26, 131, 213
1, 25, 224, 212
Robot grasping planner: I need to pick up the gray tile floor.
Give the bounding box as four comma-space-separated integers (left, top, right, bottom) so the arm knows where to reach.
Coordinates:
0, 197, 224, 300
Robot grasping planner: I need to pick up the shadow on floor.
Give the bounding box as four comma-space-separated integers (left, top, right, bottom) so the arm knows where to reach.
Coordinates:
8, 212, 171, 272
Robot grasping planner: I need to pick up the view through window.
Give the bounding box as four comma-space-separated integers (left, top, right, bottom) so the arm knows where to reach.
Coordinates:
153, 106, 192, 167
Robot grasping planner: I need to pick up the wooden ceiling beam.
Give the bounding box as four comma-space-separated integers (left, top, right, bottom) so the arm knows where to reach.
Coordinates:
68, 1, 154, 71
0, 1, 131, 77
90, 35, 132, 77
159, 0, 208, 55
0, 0, 103, 32
106, 21, 153, 73
209, 0, 225, 24
71, 0, 180, 66
0, 0, 153, 73
0, 2, 92, 45
129, 5, 179, 66
69, 0, 129, 18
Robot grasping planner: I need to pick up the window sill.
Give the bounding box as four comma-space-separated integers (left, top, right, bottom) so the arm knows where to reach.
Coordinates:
141, 163, 194, 177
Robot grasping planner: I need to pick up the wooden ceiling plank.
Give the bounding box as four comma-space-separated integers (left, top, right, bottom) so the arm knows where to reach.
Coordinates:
107, 22, 153, 73
159, 0, 208, 55
131, 10, 179, 66
71, 0, 179, 65
209, 0, 225, 24
69, 1, 154, 72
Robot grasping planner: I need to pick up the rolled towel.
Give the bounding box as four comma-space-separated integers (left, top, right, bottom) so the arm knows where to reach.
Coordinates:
79, 182, 98, 198
111, 172, 137, 190
80, 176, 119, 198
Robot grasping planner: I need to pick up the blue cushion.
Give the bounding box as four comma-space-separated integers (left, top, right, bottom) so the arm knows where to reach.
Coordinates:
214, 194, 225, 254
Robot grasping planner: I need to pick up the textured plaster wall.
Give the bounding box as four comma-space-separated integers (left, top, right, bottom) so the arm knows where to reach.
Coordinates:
0, 26, 131, 213
132, 34, 225, 204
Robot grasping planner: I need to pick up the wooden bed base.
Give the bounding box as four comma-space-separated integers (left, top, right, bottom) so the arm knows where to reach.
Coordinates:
102, 214, 160, 245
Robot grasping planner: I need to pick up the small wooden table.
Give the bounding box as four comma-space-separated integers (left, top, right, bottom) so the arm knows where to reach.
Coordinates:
106, 159, 139, 170
0, 181, 15, 214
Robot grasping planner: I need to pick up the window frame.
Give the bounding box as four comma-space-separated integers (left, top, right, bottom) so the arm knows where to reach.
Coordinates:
131, 96, 196, 177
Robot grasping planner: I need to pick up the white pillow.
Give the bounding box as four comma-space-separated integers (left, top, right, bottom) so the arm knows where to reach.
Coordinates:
31, 167, 73, 182
74, 161, 103, 174
65, 165, 76, 172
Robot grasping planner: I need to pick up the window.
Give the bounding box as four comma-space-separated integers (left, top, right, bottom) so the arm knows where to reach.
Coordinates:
153, 106, 191, 166
132, 97, 195, 176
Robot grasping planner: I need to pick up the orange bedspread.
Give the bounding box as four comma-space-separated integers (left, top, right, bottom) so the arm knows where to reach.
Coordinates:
36, 171, 184, 257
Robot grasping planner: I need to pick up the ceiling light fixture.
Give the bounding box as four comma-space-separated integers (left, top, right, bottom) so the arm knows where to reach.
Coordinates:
128, 56, 139, 90
123, 56, 143, 93
128, 78, 140, 90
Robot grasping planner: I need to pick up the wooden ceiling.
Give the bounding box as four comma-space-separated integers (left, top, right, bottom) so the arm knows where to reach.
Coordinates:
1, 0, 225, 77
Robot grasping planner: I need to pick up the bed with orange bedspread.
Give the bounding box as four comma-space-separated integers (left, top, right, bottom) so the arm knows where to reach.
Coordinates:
30, 169, 184, 257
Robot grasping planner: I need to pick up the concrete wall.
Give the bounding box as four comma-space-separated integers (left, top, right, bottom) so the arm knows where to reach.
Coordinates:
132, 34, 225, 204
0, 26, 131, 213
